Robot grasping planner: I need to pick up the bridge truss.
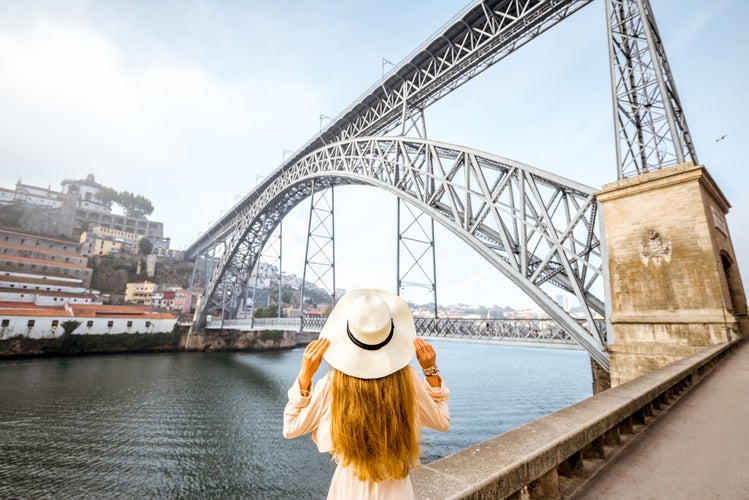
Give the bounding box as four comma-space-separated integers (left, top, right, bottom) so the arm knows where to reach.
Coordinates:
186, 0, 700, 372
191, 137, 608, 368
209, 317, 581, 348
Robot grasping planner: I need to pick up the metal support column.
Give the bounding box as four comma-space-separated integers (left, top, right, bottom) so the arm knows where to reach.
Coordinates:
300, 180, 336, 328
397, 199, 438, 317
250, 223, 283, 319
396, 105, 438, 316
606, 0, 698, 179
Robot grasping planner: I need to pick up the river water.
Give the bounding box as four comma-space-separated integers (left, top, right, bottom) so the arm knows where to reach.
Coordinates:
0, 341, 592, 499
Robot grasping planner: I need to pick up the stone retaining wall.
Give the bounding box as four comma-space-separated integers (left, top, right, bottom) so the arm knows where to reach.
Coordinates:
412, 336, 744, 499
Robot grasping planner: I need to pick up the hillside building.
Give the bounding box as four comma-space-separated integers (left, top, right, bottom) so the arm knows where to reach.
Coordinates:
0, 229, 175, 339
126, 281, 191, 313
0, 175, 163, 240
125, 281, 157, 305
0, 302, 175, 339
0, 230, 92, 287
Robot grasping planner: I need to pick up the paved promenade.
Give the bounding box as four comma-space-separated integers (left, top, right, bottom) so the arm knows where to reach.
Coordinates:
574, 339, 749, 499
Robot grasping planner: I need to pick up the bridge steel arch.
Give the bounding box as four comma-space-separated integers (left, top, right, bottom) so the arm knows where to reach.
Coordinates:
194, 136, 608, 369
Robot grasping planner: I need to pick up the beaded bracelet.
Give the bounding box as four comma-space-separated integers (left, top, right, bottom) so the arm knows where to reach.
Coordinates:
423, 365, 440, 377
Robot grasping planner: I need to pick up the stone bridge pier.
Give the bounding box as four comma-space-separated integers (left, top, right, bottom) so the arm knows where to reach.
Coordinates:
598, 162, 748, 386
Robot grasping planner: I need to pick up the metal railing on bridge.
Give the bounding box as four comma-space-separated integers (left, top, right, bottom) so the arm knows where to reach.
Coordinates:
204, 317, 587, 347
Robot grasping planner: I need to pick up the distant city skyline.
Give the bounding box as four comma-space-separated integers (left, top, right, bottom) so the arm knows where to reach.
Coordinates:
1, 0, 747, 309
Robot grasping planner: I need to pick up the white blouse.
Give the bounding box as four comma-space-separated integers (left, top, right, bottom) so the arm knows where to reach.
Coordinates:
283, 366, 450, 499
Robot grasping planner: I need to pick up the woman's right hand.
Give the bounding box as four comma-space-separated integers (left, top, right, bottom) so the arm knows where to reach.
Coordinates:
414, 337, 437, 369
298, 337, 329, 392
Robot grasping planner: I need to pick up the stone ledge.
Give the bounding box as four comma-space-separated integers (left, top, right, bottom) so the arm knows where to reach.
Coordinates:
412, 337, 744, 499
610, 310, 733, 324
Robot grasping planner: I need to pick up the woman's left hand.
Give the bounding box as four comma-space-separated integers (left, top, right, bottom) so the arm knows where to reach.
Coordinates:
414, 337, 437, 370
298, 337, 329, 392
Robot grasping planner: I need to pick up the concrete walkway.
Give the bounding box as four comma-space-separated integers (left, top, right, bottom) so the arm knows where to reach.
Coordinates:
574, 339, 749, 499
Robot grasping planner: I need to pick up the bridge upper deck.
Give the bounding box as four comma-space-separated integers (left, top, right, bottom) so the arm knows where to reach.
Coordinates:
185, 0, 593, 259
203, 316, 583, 348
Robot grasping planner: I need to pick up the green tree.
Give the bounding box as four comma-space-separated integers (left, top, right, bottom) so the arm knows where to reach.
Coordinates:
61, 320, 82, 335
95, 187, 119, 210
138, 237, 153, 256
118, 191, 154, 217
253, 306, 278, 318
0, 200, 25, 228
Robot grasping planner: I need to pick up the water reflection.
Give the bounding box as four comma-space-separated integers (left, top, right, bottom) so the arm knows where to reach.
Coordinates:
0, 342, 591, 498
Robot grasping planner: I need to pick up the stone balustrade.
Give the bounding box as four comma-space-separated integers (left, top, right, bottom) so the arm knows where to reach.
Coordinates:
412, 336, 744, 499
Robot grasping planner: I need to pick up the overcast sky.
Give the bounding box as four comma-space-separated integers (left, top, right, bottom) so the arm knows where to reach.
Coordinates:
1, 0, 747, 308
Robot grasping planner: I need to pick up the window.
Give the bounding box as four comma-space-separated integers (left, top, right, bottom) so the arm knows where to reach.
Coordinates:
1, 319, 9, 327
127, 321, 133, 327
27, 320, 35, 327
51, 320, 59, 328
86, 320, 94, 328
145, 321, 151, 328
107, 320, 114, 328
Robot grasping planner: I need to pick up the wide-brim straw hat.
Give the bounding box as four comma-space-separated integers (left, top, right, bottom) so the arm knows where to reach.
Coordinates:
320, 289, 416, 379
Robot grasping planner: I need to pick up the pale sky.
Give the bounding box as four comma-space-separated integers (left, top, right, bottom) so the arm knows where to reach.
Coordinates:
1, 0, 747, 309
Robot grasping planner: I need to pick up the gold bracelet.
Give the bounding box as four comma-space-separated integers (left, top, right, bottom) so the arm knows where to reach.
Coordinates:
423, 365, 440, 377
299, 389, 310, 397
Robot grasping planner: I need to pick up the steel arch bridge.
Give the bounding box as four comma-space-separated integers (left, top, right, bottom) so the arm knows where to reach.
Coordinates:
186, 0, 701, 373
192, 136, 608, 368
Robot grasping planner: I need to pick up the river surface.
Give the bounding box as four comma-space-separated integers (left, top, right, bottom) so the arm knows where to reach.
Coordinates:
0, 341, 592, 499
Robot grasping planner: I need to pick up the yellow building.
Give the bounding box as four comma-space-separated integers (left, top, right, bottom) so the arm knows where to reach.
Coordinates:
79, 226, 141, 257
125, 281, 156, 305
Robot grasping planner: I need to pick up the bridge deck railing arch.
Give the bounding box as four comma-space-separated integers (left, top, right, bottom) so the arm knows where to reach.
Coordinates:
204, 317, 597, 348
192, 136, 609, 369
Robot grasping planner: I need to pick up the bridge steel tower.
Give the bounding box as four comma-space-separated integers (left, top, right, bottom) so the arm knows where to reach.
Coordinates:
186, 0, 609, 363
186, 0, 747, 375
599, 0, 748, 385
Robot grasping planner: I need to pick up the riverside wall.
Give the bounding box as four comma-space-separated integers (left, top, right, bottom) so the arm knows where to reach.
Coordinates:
411, 336, 744, 499
0, 326, 310, 359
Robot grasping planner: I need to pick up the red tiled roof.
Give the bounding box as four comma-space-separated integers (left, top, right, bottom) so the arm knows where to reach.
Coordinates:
0, 300, 69, 309
0, 309, 72, 317
0, 275, 79, 286
0, 228, 79, 245
0, 287, 96, 299
69, 304, 174, 319
0, 304, 71, 317
0, 302, 174, 320
0, 254, 90, 270
0, 241, 83, 259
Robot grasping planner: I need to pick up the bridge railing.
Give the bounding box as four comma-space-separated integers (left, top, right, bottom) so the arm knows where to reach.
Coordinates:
205, 316, 326, 333
411, 337, 745, 499
415, 318, 577, 345
203, 316, 595, 346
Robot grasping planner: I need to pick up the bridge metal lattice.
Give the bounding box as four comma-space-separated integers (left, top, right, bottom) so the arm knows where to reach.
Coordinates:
398, 198, 438, 316
606, 0, 698, 178
186, 0, 596, 261
208, 316, 581, 348
300, 182, 337, 311
186, 0, 700, 373
192, 137, 608, 369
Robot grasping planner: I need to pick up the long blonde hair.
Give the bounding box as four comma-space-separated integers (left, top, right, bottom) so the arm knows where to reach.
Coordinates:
329, 366, 420, 482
